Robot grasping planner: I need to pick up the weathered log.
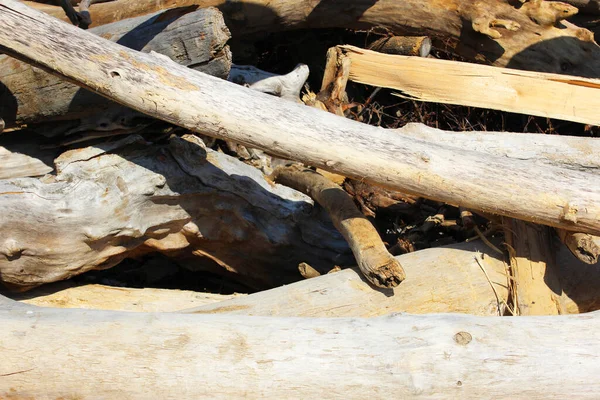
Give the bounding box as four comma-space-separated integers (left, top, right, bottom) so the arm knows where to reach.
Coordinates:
2, 1, 599, 235
24, 0, 600, 77
340, 45, 600, 125
396, 122, 600, 171
187, 238, 600, 316
0, 7, 231, 130
0, 134, 350, 290
0, 132, 57, 179
1, 296, 600, 398
271, 166, 406, 288
11, 238, 600, 315
8, 282, 241, 312
229, 63, 309, 103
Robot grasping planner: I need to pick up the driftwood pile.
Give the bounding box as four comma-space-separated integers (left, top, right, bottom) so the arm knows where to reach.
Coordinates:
1, 0, 600, 397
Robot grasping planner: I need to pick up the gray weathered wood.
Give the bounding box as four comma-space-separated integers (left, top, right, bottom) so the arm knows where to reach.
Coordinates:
0, 7, 231, 130
1, 0, 598, 234
0, 134, 349, 290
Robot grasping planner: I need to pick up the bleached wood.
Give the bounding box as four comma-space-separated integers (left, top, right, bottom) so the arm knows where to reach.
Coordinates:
1, 1, 599, 235
23, 0, 600, 77
397, 123, 600, 170
1, 295, 600, 398
341, 45, 600, 125
10, 283, 241, 312
0, 134, 348, 290
0, 7, 231, 130
229, 64, 309, 102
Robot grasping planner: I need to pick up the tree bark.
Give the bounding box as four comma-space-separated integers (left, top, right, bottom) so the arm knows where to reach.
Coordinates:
0, 7, 231, 130
23, 0, 600, 77
1, 296, 600, 398
1, 1, 599, 235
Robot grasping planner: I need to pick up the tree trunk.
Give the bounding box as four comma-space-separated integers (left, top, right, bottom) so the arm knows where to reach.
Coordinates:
1, 1, 599, 235
1, 296, 599, 398
0, 7, 231, 130
23, 0, 600, 77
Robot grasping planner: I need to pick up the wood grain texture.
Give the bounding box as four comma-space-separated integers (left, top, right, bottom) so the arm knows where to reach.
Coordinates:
0, 7, 231, 128
0, 134, 349, 290
1, 296, 599, 398
342, 45, 600, 125
1, 0, 599, 235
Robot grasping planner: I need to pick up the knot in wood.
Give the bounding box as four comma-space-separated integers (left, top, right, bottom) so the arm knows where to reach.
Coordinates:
454, 331, 472, 345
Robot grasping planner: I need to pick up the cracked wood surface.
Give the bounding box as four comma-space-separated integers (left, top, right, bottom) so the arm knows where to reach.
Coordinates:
0, 7, 231, 130
1, 0, 599, 235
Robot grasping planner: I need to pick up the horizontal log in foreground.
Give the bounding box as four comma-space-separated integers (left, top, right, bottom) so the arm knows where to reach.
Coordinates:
1, 297, 599, 398
1, 0, 599, 235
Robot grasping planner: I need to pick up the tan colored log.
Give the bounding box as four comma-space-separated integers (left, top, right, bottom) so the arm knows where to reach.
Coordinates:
271, 166, 405, 288
504, 219, 566, 315
189, 240, 511, 317
187, 238, 600, 316
1, 296, 600, 399
8, 283, 241, 312
557, 229, 600, 264
369, 36, 432, 57
340, 45, 600, 125
0, 7, 231, 130
2, 1, 600, 236
23, 0, 600, 77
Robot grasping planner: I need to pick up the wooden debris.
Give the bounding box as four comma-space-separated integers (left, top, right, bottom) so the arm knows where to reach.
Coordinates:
24, 0, 600, 76
557, 229, 600, 264
369, 36, 432, 57
2, 2, 599, 235
0, 7, 231, 130
2, 295, 600, 398
339, 45, 600, 125
0, 134, 349, 290
272, 166, 406, 288
503, 218, 566, 315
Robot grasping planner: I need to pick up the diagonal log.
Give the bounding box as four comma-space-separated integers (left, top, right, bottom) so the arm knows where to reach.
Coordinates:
1, 0, 599, 235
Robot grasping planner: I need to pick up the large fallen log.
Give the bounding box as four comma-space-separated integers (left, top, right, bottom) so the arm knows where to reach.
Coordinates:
24, 0, 600, 77
0, 7, 231, 130
339, 45, 600, 126
15, 237, 599, 316
0, 134, 349, 290
185, 238, 600, 317
2, 1, 599, 235
1, 296, 599, 398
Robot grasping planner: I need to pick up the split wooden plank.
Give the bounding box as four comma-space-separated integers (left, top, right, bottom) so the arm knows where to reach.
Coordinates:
340, 45, 600, 125
1, 0, 600, 236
